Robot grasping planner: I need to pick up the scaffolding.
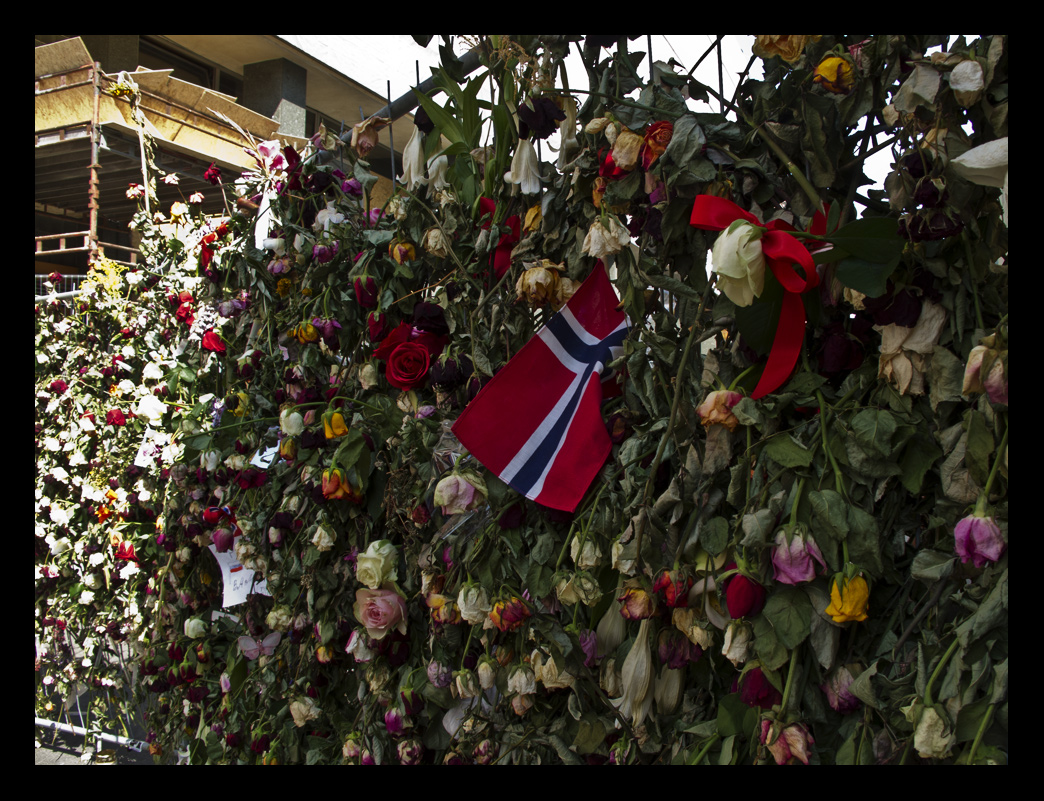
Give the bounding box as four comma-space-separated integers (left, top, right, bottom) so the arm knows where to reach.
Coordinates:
35, 37, 294, 283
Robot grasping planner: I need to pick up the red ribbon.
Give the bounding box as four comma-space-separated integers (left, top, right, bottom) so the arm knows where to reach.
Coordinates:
690, 195, 821, 399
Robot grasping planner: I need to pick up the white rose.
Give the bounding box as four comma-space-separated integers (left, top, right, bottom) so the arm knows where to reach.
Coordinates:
711, 220, 766, 307
184, 618, 208, 638
280, 409, 304, 437
312, 525, 336, 552
135, 394, 167, 425
582, 216, 631, 259
356, 540, 398, 590
457, 584, 491, 625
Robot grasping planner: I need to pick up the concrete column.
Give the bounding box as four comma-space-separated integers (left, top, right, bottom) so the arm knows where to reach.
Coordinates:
80, 35, 140, 74
242, 59, 308, 138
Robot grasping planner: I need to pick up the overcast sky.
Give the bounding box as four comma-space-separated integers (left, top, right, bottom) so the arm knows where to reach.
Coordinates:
298, 35, 891, 196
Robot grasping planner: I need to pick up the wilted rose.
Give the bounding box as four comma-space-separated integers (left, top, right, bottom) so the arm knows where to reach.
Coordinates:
825, 575, 870, 623
641, 121, 673, 170
770, 529, 827, 585
753, 35, 821, 64
433, 472, 487, 515
954, 513, 1006, 568
489, 597, 531, 632
723, 564, 767, 619
353, 587, 407, 640
760, 720, 815, 765
813, 56, 856, 94
696, 389, 743, 431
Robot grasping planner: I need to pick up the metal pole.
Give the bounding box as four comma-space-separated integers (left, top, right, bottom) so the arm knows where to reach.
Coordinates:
386, 80, 395, 183
35, 716, 149, 752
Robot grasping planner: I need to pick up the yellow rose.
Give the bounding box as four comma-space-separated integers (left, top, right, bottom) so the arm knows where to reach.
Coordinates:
825, 575, 870, 623
753, 35, 822, 64
813, 56, 856, 94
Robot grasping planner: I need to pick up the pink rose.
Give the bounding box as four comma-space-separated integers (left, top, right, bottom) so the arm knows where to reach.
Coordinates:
353, 587, 407, 640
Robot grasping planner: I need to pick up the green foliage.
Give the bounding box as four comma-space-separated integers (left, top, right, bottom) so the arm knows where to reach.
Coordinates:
35, 34, 1008, 765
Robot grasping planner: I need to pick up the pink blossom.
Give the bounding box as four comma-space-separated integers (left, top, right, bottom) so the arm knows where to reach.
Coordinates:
353, 587, 407, 640
954, 513, 1006, 568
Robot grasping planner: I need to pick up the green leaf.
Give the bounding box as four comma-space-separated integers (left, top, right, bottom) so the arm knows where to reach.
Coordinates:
763, 586, 813, 649
702, 517, 729, 556
716, 692, 757, 738
827, 216, 904, 263
900, 432, 943, 493
753, 615, 789, 670
911, 550, 955, 583
643, 271, 702, 303
412, 89, 469, 147
762, 433, 813, 468
734, 279, 784, 356
836, 256, 900, 298
663, 114, 705, 167
851, 408, 899, 459
964, 409, 995, 487
809, 489, 849, 542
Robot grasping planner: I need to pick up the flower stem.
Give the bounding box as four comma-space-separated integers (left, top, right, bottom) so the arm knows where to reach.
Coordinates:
981, 417, 1008, 501
924, 637, 960, 708
966, 702, 995, 765
689, 733, 720, 765
779, 643, 801, 714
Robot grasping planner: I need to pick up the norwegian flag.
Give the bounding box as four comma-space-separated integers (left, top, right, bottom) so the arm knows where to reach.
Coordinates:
452, 264, 628, 512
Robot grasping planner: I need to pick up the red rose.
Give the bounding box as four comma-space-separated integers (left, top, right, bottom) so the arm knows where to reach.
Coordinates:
354, 276, 379, 308
106, 409, 127, 427
385, 342, 431, 390
723, 563, 767, 619
368, 312, 392, 342
201, 329, 226, 353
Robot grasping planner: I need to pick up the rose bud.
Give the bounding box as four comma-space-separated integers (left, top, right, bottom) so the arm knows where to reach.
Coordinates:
723, 563, 767, 619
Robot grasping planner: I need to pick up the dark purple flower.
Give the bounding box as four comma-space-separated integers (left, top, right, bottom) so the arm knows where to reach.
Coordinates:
312, 240, 339, 264
412, 301, 449, 337
517, 96, 566, 140
740, 667, 783, 709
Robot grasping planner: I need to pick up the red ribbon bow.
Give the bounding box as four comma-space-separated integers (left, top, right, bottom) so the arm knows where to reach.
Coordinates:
690, 195, 823, 399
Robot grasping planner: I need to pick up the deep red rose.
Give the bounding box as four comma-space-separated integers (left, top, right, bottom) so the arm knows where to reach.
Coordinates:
106, 409, 127, 427
373, 322, 447, 363
723, 563, 767, 619
176, 301, 195, 327
204, 162, 222, 185
354, 276, 379, 308
385, 342, 431, 390
739, 667, 783, 709
368, 312, 392, 342
201, 329, 226, 353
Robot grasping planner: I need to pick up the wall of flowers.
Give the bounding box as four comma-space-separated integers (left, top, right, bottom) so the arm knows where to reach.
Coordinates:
35, 34, 1008, 764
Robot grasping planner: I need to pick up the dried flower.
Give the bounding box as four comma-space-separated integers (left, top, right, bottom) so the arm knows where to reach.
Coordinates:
825, 575, 870, 623
954, 512, 1006, 568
